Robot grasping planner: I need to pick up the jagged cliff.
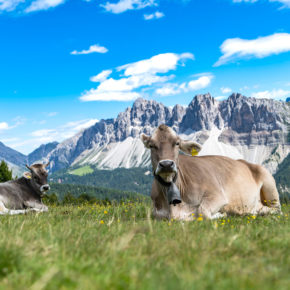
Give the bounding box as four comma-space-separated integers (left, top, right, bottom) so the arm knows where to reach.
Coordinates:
46, 93, 289, 173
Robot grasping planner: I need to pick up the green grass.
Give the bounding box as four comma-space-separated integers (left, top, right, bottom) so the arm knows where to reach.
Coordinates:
68, 166, 94, 176
0, 202, 289, 290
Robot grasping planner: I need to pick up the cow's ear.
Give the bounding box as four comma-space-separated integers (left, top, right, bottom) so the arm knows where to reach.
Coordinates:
23, 171, 32, 179
141, 133, 151, 148
179, 140, 202, 156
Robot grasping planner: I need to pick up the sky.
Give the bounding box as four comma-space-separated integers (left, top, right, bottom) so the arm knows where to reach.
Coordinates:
0, 0, 290, 154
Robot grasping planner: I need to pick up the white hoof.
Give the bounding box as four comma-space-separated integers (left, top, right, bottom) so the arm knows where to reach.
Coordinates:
211, 212, 226, 219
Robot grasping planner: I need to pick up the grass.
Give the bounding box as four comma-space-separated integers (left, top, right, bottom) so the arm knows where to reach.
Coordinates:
0, 201, 289, 290
68, 166, 94, 176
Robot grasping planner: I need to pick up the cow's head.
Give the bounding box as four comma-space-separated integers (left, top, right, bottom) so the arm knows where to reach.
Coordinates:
141, 125, 202, 183
23, 163, 50, 196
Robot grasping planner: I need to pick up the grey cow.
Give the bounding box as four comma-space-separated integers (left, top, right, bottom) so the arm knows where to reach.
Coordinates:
0, 163, 50, 215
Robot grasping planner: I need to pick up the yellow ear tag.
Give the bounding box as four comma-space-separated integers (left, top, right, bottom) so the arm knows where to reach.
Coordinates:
191, 148, 198, 156
27, 175, 31, 179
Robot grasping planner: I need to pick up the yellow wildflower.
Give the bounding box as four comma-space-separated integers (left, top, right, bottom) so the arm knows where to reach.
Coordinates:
104, 210, 108, 214
100, 220, 104, 224
197, 217, 203, 221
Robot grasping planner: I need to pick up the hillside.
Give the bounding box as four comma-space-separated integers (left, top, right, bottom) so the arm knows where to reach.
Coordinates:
48, 183, 146, 201
50, 166, 153, 195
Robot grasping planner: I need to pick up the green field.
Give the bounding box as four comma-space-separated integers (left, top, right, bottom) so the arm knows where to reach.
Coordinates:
68, 166, 94, 176
0, 201, 289, 290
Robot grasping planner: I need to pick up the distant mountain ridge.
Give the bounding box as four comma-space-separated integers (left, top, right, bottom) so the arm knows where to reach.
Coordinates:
46, 93, 290, 173
0, 141, 58, 175
1, 93, 289, 177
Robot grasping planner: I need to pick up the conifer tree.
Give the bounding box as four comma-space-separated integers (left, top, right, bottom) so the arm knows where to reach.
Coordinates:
0, 160, 13, 183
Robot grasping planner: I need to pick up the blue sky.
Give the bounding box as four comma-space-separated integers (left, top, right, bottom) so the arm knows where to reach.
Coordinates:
0, 0, 290, 154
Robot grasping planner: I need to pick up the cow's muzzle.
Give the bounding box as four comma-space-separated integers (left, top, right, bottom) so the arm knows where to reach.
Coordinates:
155, 159, 177, 176
40, 184, 50, 193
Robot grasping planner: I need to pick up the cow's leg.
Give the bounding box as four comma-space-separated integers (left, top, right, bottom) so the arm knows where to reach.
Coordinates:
24, 201, 48, 212
195, 191, 228, 220
260, 172, 281, 213
0, 201, 30, 215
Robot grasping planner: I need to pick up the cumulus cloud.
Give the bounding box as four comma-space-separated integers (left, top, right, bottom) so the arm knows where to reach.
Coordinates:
25, 0, 66, 13
101, 0, 157, 14
214, 33, 290, 66
144, 11, 164, 20
251, 89, 290, 100
0, 122, 9, 131
71, 44, 108, 55
221, 87, 232, 94
0, 117, 25, 133
90, 70, 112, 82
80, 52, 194, 101
119, 53, 193, 76
0, 0, 24, 12
155, 74, 213, 96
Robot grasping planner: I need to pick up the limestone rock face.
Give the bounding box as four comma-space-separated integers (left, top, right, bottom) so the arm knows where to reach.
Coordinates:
43, 93, 289, 173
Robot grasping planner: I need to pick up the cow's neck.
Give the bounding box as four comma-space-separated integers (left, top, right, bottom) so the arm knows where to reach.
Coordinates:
17, 177, 42, 201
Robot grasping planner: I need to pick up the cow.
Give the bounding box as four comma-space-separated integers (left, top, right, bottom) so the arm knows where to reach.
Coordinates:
141, 124, 281, 220
0, 163, 50, 215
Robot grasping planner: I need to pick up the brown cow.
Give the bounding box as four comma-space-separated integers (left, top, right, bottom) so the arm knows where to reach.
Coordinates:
141, 124, 281, 220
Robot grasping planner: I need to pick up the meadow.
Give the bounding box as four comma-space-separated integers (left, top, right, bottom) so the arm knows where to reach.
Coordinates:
0, 200, 289, 290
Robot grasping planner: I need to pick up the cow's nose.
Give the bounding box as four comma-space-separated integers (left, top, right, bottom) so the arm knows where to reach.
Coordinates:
159, 160, 174, 169
42, 185, 50, 191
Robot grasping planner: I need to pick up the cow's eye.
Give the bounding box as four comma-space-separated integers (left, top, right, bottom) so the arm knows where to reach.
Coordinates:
176, 142, 180, 146
149, 144, 157, 149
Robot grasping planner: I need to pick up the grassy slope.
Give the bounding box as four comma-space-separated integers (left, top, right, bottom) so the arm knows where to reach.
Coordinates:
68, 166, 94, 176
0, 202, 289, 290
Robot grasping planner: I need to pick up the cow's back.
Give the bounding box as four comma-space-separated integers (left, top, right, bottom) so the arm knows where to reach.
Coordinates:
178, 155, 263, 213
0, 180, 27, 209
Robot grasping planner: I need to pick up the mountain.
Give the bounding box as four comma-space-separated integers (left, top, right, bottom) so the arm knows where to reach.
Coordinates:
0, 141, 58, 176
0, 141, 26, 167
27, 142, 58, 164
46, 93, 290, 174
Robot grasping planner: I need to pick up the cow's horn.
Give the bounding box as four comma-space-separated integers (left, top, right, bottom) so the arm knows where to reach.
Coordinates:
45, 161, 50, 168
26, 164, 32, 171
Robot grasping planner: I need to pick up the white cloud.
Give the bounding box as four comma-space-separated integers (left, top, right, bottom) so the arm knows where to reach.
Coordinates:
80, 52, 194, 101
25, 0, 66, 13
233, 0, 290, 8
144, 11, 164, 20
119, 52, 194, 76
215, 96, 227, 101
71, 44, 108, 55
0, 0, 24, 11
0, 117, 25, 133
270, 0, 290, 8
215, 33, 290, 66
0, 122, 9, 131
90, 70, 112, 82
221, 87, 232, 94
155, 83, 180, 96
13, 118, 99, 152
251, 89, 290, 100
101, 0, 157, 14
155, 74, 213, 96
188, 76, 212, 90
